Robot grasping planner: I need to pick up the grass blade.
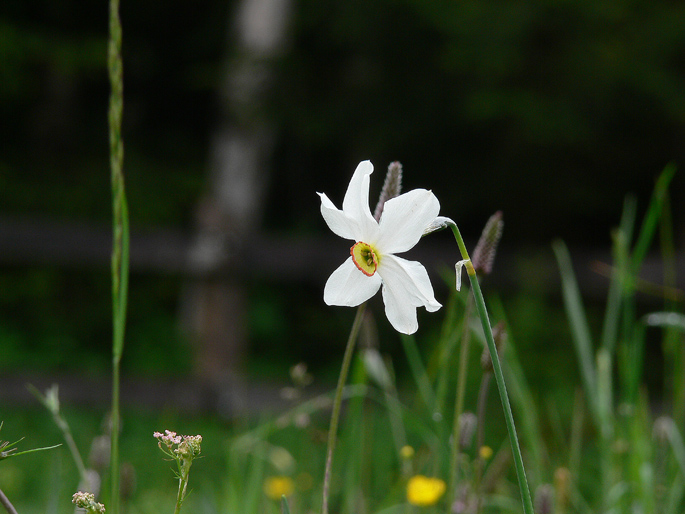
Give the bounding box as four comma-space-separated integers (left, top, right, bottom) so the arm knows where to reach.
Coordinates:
552, 239, 599, 424
400, 334, 437, 416
600, 195, 636, 355
631, 163, 676, 274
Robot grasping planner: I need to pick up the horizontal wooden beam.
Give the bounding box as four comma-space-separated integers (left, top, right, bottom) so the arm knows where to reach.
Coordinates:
0, 216, 681, 298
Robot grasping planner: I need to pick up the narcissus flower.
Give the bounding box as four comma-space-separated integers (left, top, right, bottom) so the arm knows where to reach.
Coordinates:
319, 161, 442, 334
407, 475, 446, 506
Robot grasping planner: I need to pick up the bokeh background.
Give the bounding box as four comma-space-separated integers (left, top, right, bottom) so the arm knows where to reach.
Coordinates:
2, 0, 684, 417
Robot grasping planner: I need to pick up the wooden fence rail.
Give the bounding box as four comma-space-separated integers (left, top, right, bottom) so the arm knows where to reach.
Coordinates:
1, 215, 682, 414
1, 215, 682, 293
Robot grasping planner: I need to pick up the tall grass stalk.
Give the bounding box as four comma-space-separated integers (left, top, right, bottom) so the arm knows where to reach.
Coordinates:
108, 0, 128, 510
322, 303, 366, 514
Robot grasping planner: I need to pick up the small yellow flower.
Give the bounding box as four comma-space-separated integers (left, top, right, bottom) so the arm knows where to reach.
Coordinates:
263, 476, 295, 500
407, 475, 446, 507
479, 445, 493, 460
400, 445, 415, 460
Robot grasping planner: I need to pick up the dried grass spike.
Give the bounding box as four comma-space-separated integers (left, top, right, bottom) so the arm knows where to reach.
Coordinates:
472, 211, 503, 275
373, 161, 403, 221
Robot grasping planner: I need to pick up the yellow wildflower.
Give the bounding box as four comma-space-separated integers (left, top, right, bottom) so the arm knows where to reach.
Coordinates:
400, 445, 415, 460
479, 445, 493, 460
407, 475, 446, 507
263, 476, 295, 500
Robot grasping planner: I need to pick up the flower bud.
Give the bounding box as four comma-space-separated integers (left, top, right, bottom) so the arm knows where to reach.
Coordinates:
289, 362, 313, 387
88, 435, 110, 471
554, 467, 571, 511
534, 484, 555, 514
458, 412, 477, 450
423, 216, 455, 236
653, 416, 673, 444
72, 491, 106, 514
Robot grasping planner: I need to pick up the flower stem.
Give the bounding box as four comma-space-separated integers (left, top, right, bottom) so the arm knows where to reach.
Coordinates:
28, 384, 88, 484
448, 221, 534, 514
174, 475, 187, 514
0, 487, 18, 514
322, 303, 367, 514
53, 412, 88, 483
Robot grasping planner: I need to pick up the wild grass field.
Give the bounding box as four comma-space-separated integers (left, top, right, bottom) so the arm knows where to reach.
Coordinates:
2, 1, 684, 513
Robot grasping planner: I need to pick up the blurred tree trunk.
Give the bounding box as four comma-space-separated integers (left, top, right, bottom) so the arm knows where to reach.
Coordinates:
180, 0, 291, 409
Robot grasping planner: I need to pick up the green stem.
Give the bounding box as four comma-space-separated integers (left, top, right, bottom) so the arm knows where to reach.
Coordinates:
53, 412, 87, 482
322, 303, 366, 514
0, 487, 18, 514
111, 362, 121, 508
28, 384, 88, 482
448, 221, 534, 514
174, 475, 187, 514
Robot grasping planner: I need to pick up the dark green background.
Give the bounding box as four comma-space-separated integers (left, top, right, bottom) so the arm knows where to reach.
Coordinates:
1, 0, 683, 381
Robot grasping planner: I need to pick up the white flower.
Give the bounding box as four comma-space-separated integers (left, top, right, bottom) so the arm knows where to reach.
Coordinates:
318, 160, 442, 334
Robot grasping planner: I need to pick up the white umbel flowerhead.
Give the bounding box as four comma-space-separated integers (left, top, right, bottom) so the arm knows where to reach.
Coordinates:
318, 160, 442, 334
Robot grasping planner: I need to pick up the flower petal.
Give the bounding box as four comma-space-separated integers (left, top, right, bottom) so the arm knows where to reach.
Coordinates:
381, 284, 419, 334
376, 189, 440, 254
318, 192, 363, 241
324, 257, 382, 307
341, 161, 378, 241
378, 255, 441, 334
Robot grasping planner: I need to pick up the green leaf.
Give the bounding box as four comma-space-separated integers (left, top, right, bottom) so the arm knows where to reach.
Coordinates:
552, 239, 600, 425
280, 495, 291, 514
2, 443, 61, 460
631, 163, 676, 274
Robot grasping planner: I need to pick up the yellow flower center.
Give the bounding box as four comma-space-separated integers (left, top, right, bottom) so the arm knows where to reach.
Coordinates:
350, 241, 379, 276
